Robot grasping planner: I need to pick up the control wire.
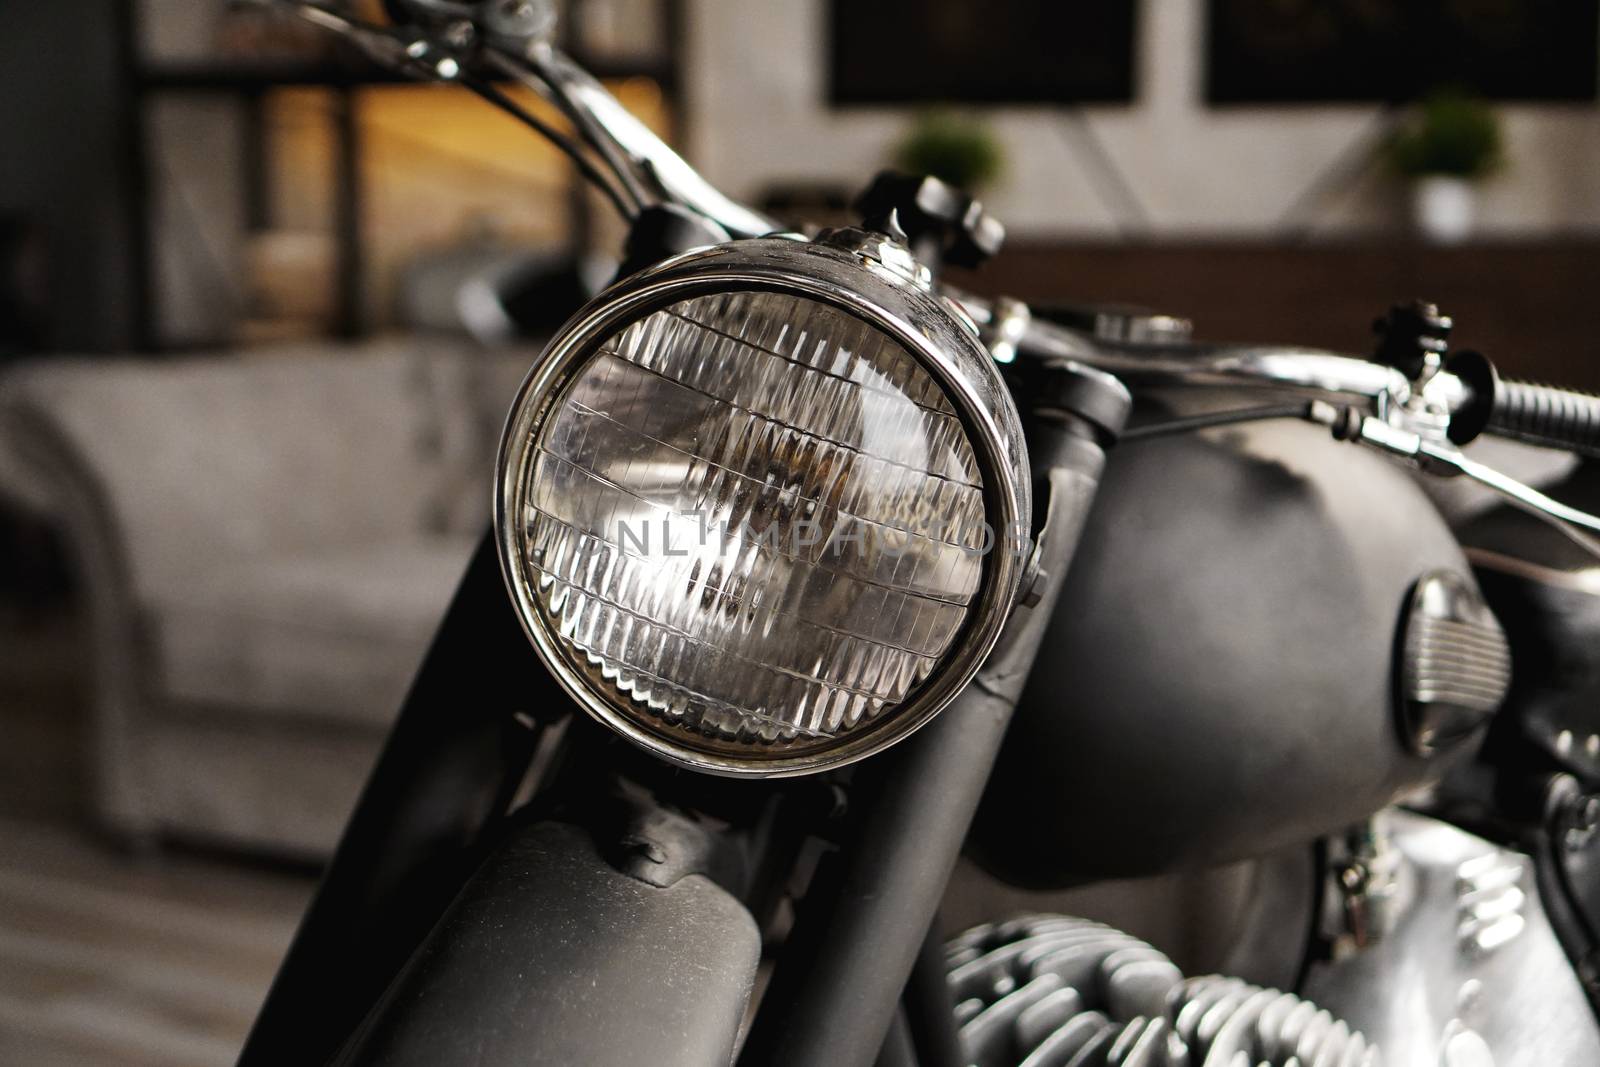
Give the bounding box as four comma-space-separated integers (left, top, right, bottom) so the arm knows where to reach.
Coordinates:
1120, 402, 1315, 441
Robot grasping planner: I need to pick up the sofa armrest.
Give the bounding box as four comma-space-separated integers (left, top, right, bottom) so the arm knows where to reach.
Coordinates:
0, 395, 153, 836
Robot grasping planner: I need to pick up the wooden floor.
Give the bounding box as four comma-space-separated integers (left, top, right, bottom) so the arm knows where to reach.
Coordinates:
0, 588, 317, 1067
0, 817, 314, 1067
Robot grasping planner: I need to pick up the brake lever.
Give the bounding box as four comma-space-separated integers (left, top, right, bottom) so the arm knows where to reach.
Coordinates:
1312, 404, 1600, 561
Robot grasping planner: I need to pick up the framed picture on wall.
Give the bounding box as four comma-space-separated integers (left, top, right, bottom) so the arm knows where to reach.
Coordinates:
829, 0, 1138, 106
1207, 0, 1600, 104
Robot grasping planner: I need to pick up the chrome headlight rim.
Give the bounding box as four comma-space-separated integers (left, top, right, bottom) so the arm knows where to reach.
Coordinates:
495, 239, 1029, 777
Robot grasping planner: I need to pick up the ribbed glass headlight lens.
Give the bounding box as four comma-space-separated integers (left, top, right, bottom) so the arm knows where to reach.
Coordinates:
498, 241, 1028, 774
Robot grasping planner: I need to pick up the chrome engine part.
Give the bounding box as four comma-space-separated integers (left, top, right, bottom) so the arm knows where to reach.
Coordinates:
1300, 811, 1600, 1066
947, 916, 1379, 1067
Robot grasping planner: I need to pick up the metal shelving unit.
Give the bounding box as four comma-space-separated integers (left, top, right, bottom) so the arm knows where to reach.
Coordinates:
127, 1, 681, 350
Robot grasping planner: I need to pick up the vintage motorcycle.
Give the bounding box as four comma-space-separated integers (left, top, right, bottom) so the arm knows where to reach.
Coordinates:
236, 4, 1600, 1065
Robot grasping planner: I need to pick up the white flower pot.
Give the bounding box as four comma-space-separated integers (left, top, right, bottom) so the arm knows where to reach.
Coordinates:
1413, 177, 1475, 244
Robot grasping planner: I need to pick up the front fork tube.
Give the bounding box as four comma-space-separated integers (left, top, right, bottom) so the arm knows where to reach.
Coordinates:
739, 403, 1119, 1067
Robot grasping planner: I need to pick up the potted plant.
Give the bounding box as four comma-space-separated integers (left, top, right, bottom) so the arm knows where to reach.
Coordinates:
894, 112, 1004, 195
1384, 90, 1504, 244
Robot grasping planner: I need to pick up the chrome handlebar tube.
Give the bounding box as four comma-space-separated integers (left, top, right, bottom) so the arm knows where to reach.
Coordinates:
951, 287, 1442, 412
952, 291, 1600, 557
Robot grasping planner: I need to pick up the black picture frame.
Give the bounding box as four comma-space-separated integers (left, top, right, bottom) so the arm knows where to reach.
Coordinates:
1207, 0, 1600, 105
829, 0, 1138, 107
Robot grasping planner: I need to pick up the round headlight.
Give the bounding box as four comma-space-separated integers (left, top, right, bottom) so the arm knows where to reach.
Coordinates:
497, 237, 1029, 775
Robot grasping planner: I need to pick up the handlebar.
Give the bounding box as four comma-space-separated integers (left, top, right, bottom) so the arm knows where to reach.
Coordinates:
951, 287, 1458, 411
957, 287, 1600, 464
952, 286, 1600, 472
954, 287, 1600, 556
1489, 379, 1600, 459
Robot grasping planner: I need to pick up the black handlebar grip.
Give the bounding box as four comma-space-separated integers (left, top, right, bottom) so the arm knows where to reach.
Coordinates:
1488, 377, 1600, 458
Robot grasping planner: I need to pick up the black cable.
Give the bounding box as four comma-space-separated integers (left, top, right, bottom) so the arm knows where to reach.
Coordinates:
270, 2, 641, 219
359, 110, 589, 189
479, 48, 656, 214
1120, 402, 1313, 441
463, 77, 638, 220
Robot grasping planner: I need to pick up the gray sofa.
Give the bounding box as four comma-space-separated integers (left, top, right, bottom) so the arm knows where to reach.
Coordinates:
0, 338, 530, 857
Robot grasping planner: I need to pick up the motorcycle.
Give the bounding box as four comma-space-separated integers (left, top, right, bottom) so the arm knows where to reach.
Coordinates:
233, 4, 1600, 1064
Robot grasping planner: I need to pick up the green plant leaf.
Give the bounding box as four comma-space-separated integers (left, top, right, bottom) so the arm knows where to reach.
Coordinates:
1383, 90, 1504, 181
893, 112, 1004, 193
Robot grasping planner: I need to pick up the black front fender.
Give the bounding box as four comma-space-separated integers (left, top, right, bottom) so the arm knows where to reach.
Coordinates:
336, 819, 760, 1067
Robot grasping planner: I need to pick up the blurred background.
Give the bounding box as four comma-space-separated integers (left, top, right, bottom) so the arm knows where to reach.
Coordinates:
0, 2, 1596, 1064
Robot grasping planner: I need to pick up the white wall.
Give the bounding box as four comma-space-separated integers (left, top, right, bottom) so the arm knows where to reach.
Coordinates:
684, 0, 1600, 238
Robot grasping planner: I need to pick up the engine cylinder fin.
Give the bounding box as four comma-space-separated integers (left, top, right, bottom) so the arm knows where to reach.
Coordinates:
948, 914, 1380, 1067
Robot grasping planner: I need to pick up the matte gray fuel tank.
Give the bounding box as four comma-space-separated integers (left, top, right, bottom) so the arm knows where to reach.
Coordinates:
972, 413, 1491, 883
